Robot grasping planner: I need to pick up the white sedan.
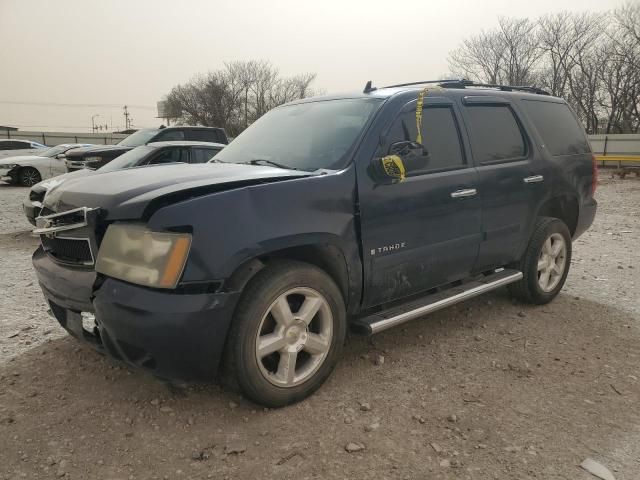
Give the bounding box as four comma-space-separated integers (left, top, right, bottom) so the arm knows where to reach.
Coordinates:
0, 139, 47, 159
0, 143, 93, 186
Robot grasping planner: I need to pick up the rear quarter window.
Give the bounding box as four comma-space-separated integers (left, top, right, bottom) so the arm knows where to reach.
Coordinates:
521, 100, 590, 156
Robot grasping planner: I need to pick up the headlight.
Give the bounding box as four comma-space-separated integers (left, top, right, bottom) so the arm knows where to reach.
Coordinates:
0, 163, 19, 169
84, 156, 102, 163
96, 224, 192, 289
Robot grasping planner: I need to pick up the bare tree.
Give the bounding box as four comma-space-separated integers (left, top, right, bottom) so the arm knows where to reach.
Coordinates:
448, 30, 506, 83
497, 18, 542, 85
448, 18, 542, 85
446, 8, 640, 133
165, 61, 318, 136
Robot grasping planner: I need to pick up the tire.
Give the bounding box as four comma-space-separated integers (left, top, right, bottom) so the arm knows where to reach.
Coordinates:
509, 216, 572, 304
226, 260, 346, 407
18, 167, 41, 187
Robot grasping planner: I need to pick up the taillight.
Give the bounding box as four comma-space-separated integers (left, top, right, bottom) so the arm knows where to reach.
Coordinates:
591, 154, 598, 195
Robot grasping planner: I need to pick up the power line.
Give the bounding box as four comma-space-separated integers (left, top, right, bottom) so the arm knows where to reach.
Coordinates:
0, 100, 156, 110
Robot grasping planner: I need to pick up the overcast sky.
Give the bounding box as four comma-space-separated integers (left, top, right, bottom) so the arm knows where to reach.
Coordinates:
0, 0, 625, 132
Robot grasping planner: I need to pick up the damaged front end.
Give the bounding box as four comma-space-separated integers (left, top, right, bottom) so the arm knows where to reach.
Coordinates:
33, 206, 108, 355
31, 201, 240, 382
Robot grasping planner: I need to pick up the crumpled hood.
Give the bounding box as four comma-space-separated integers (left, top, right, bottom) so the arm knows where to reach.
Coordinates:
65, 144, 132, 159
43, 162, 311, 220
33, 169, 93, 194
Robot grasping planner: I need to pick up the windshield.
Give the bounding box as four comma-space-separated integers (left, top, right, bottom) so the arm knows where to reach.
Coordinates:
98, 145, 155, 172
36, 145, 69, 158
214, 98, 382, 171
117, 129, 160, 147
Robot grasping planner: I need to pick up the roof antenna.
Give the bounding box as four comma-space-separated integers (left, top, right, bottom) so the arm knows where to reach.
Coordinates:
363, 80, 376, 94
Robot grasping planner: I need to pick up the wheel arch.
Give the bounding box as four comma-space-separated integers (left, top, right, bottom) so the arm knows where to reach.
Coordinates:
536, 194, 579, 237
223, 241, 359, 314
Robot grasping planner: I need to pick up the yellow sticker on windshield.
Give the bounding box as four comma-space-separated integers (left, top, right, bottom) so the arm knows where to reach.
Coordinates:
381, 155, 406, 181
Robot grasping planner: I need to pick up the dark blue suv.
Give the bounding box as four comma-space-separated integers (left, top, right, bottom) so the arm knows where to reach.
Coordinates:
31, 80, 597, 407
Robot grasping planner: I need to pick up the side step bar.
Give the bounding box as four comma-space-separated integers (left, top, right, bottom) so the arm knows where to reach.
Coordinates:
352, 269, 523, 335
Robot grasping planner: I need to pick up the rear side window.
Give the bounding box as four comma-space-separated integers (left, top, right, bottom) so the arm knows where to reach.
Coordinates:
1, 141, 26, 150
154, 130, 185, 142
187, 129, 217, 142
147, 147, 188, 165
521, 100, 590, 156
386, 106, 465, 174
191, 148, 219, 163
465, 105, 526, 163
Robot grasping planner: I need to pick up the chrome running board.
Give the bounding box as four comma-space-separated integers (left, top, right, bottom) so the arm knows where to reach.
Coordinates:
352, 269, 523, 335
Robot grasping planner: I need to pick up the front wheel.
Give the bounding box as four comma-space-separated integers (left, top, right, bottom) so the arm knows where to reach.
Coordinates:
226, 261, 346, 407
509, 217, 572, 304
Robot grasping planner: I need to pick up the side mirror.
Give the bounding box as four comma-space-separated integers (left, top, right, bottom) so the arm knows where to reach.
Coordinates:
370, 141, 429, 184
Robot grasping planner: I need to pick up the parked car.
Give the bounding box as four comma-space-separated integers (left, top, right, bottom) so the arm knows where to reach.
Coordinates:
23, 141, 225, 224
31, 80, 597, 407
0, 139, 47, 159
64, 126, 228, 171
0, 144, 93, 186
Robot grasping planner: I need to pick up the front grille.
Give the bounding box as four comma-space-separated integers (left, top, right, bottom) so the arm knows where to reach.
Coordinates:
41, 236, 94, 264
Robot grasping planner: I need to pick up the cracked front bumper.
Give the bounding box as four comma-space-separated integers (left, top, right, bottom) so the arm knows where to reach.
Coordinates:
33, 246, 240, 381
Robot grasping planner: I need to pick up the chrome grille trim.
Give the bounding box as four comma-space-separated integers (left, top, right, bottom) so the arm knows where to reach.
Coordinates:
33, 207, 99, 236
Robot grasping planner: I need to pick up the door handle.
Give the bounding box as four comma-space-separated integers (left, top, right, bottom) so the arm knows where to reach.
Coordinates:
523, 175, 544, 184
450, 188, 477, 198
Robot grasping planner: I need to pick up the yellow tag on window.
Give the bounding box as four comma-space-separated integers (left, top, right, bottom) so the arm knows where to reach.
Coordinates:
416, 85, 443, 144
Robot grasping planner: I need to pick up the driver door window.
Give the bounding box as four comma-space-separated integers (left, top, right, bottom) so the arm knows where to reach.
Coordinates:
386, 106, 466, 175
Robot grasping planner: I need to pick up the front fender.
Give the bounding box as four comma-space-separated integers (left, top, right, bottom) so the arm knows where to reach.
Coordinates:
146, 166, 361, 286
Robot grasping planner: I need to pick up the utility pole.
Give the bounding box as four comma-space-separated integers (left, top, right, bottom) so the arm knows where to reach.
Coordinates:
123, 105, 132, 130
91, 114, 100, 133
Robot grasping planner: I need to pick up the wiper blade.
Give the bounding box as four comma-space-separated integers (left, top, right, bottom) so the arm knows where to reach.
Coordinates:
246, 158, 298, 170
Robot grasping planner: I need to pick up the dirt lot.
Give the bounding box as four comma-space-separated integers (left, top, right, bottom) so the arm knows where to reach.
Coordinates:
0, 178, 639, 479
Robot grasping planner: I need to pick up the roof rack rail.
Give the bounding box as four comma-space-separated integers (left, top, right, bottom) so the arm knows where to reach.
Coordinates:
455, 82, 550, 95
383, 79, 466, 89
378, 79, 550, 96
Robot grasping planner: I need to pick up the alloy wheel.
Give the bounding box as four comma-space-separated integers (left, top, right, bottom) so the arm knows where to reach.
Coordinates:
20, 169, 40, 187
537, 232, 567, 292
255, 287, 333, 387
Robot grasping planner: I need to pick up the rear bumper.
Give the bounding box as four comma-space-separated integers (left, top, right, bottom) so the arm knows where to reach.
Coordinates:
33, 247, 239, 381
573, 197, 597, 240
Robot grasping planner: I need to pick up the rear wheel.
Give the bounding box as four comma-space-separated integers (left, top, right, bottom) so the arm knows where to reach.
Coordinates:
509, 217, 572, 304
226, 261, 346, 407
18, 167, 41, 187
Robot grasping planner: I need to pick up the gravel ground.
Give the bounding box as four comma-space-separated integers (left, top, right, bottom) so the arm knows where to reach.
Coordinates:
0, 177, 638, 479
